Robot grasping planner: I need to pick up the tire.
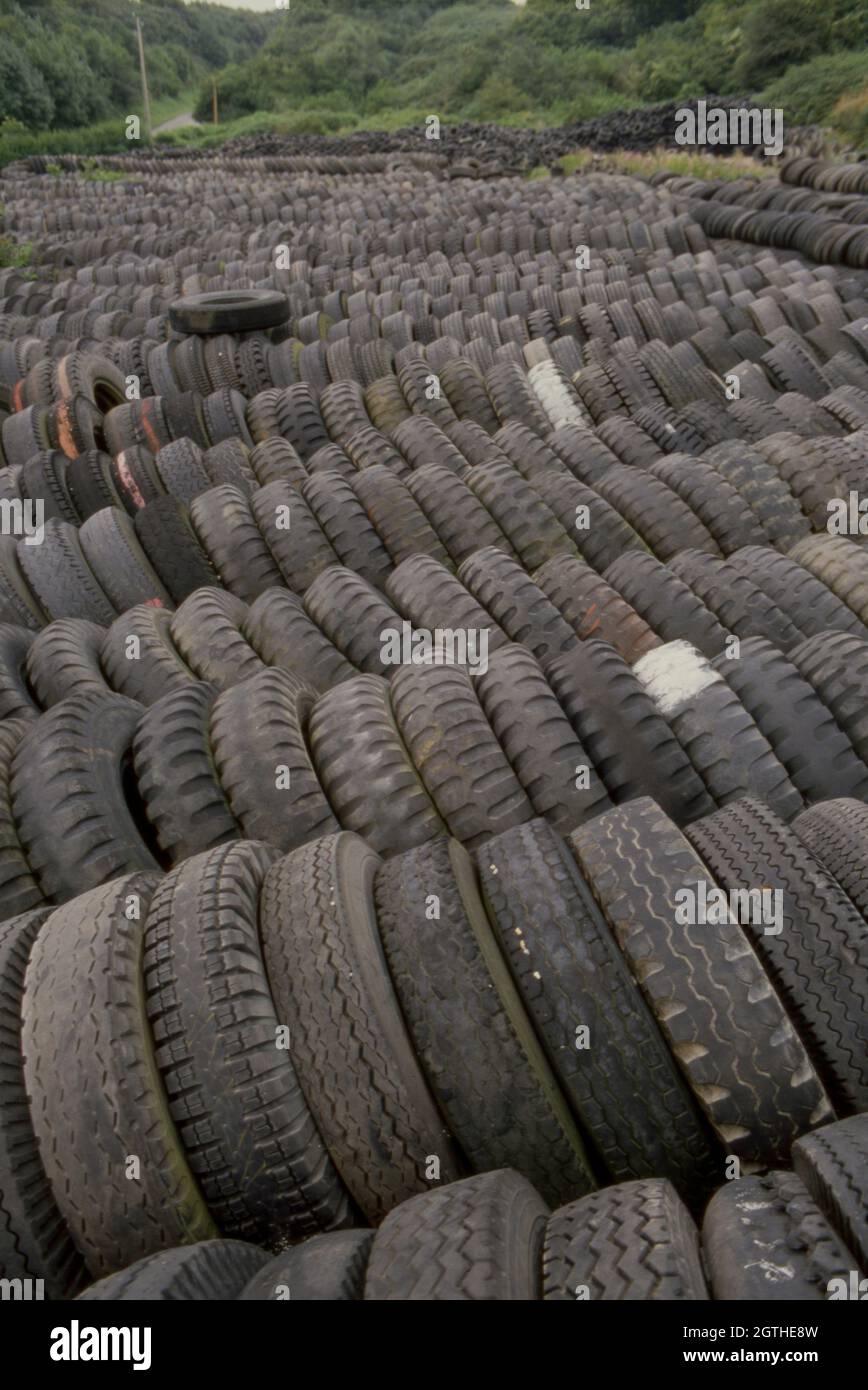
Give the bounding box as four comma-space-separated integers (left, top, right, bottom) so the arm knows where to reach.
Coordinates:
475, 645, 610, 834
546, 641, 713, 824
687, 799, 868, 1116
190, 485, 284, 604
249, 480, 338, 593
406, 462, 517, 566
301, 472, 393, 590
603, 551, 731, 658
0, 904, 86, 1297
530, 469, 649, 574
712, 636, 868, 803
66, 449, 124, 521
477, 820, 719, 1200
363, 1169, 548, 1301
169, 290, 289, 335
544, 1179, 708, 1301
702, 1171, 854, 1300
0, 626, 38, 721
249, 437, 308, 488
303, 566, 401, 676
16, 520, 115, 625
792, 1115, 868, 1270
352, 465, 452, 568
258, 834, 464, 1223
132, 680, 239, 865
457, 548, 579, 667
134, 496, 219, 604
648, 455, 766, 555
788, 536, 868, 627
100, 604, 196, 705
792, 799, 868, 923
169, 587, 264, 691
210, 669, 337, 853
241, 589, 356, 692
668, 551, 802, 650
374, 838, 595, 1204
727, 546, 868, 642
79, 508, 172, 612
154, 438, 211, 504
11, 692, 161, 904
701, 441, 810, 551
79, 1241, 270, 1302
788, 633, 868, 769
390, 663, 534, 849
464, 463, 579, 571
0, 721, 45, 923
569, 798, 833, 1166
533, 555, 661, 664
144, 841, 352, 1243
384, 554, 509, 656
25, 618, 109, 708
593, 465, 720, 561
21, 874, 217, 1278
0, 537, 47, 631
308, 674, 445, 856
239, 1230, 374, 1301
634, 641, 803, 821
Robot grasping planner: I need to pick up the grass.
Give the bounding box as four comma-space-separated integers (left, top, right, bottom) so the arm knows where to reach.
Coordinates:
149, 87, 200, 130
555, 148, 778, 180
0, 234, 34, 271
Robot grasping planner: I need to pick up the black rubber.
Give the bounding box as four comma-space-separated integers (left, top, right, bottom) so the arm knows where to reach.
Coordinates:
78, 1241, 270, 1302
132, 680, 239, 865
570, 798, 833, 1167
258, 833, 464, 1223
144, 840, 352, 1244
209, 668, 338, 853
11, 692, 161, 904
544, 1179, 708, 1301
374, 837, 595, 1205
363, 1169, 549, 1301
687, 798, 868, 1117
22, 874, 217, 1278
702, 1171, 855, 1300
0, 904, 87, 1297
477, 819, 720, 1201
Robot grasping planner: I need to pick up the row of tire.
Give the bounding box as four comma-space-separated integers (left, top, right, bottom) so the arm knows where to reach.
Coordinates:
75, 1115, 868, 1301
4, 791, 866, 1298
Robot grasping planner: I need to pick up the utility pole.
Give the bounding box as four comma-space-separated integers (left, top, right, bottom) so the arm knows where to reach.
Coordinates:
212, 77, 219, 126
135, 14, 152, 143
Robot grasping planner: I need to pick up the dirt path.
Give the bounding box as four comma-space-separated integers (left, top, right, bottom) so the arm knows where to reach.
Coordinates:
154, 111, 198, 134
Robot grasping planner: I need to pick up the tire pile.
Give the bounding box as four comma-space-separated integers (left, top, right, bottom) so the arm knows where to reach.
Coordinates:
0, 147, 867, 1301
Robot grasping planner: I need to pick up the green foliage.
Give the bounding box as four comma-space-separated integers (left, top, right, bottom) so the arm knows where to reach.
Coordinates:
759, 50, 868, 126
0, 233, 33, 269
0, 0, 865, 168
0, 0, 272, 132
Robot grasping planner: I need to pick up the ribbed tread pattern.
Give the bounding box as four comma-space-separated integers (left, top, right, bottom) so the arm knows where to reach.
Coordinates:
543, 1179, 708, 1301
21, 874, 217, 1278
258, 834, 463, 1223
570, 798, 834, 1166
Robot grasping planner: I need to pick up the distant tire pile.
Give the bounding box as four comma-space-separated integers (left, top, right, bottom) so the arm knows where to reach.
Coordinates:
0, 145, 866, 1302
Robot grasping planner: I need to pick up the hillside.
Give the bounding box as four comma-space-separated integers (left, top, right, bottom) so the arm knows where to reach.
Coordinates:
0, 0, 273, 131
193, 0, 868, 142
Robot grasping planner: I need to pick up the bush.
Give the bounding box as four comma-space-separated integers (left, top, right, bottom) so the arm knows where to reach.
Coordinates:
759, 50, 868, 126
